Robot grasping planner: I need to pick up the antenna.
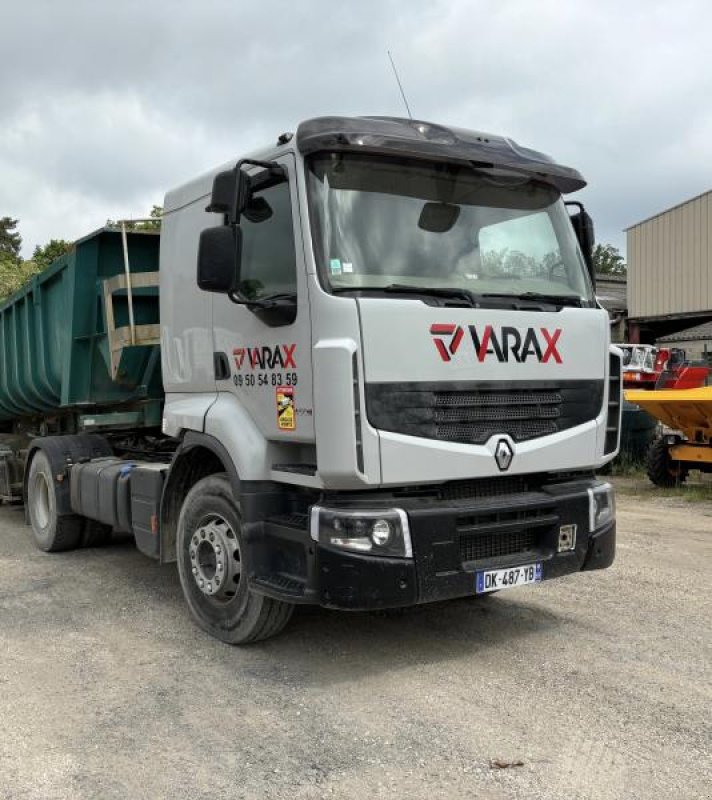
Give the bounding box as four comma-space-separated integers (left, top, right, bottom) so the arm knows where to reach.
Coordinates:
387, 49, 413, 119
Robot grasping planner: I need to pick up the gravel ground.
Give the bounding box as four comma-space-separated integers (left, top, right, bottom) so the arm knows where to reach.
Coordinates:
0, 482, 710, 800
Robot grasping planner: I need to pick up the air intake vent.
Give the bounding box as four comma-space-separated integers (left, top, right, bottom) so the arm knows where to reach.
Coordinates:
457, 506, 556, 565
605, 351, 622, 454
353, 352, 364, 473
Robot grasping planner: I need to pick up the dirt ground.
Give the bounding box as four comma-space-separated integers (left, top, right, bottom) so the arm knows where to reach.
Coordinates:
0, 479, 710, 800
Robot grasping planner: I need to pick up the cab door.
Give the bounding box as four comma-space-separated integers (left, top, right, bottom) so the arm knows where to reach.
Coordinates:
210, 153, 315, 447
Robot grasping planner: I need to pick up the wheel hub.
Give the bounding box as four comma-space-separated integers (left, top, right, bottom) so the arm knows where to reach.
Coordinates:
189, 516, 241, 600
33, 472, 51, 530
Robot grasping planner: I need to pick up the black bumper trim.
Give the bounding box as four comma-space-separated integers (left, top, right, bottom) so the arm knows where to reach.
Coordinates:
582, 520, 616, 571
248, 478, 616, 610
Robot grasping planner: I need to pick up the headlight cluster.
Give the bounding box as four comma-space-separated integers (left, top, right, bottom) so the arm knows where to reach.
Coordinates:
588, 483, 615, 532
310, 507, 412, 558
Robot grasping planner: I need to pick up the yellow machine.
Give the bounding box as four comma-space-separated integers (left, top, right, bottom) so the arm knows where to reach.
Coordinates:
625, 386, 712, 486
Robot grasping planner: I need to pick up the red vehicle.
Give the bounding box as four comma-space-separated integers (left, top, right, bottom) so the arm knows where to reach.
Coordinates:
620, 345, 709, 391
619, 343, 710, 462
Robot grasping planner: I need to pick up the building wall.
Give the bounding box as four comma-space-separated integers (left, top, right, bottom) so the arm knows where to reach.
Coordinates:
627, 189, 712, 319
655, 337, 712, 362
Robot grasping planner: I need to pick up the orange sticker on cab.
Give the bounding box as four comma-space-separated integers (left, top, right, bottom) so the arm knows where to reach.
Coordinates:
276, 386, 295, 431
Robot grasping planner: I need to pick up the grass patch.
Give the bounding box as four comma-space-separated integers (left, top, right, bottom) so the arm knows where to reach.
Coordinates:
611, 473, 712, 503
655, 484, 712, 503
607, 450, 647, 478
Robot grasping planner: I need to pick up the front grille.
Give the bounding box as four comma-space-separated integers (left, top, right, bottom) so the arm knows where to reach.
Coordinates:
460, 529, 537, 562
366, 380, 604, 445
457, 506, 556, 564
391, 472, 594, 501
437, 419, 557, 442
440, 475, 529, 501
435, 391, 562, 410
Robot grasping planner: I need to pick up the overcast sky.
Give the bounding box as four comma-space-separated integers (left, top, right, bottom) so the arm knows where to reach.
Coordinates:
2, 0, 711, 258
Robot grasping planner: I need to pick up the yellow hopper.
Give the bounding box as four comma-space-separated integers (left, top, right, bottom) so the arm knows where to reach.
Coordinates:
625, 386, 712, 485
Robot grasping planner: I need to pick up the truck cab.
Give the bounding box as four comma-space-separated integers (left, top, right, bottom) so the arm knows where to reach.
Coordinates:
157, 116, 619, 641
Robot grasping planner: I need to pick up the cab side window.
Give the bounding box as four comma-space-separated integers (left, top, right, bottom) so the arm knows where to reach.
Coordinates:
237, 181, 297, 300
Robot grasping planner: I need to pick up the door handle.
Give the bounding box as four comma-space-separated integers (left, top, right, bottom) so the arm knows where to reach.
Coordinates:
214, 351, 231, 380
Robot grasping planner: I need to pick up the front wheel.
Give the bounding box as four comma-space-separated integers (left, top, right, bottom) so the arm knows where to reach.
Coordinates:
176, 474, 293, 644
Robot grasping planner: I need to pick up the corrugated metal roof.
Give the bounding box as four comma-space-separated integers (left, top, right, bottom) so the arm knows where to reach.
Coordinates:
596, 274, 627, 312
657, 319, 712, 343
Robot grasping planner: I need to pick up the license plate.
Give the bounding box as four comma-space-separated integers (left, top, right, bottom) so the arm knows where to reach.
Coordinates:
476, 563, 542, 594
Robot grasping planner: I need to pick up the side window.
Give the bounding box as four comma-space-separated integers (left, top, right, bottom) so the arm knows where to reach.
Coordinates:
238, 180, 297, 300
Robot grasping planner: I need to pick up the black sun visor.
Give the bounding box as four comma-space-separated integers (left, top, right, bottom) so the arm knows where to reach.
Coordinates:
296, 116, 586, 194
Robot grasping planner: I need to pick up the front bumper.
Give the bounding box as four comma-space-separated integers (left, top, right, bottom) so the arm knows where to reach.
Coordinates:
251, 476, 616, 610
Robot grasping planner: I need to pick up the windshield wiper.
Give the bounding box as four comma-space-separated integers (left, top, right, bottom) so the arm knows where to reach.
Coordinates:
332, 285, 584, 309
480, 292, 584, 308
333, 284, 478, 306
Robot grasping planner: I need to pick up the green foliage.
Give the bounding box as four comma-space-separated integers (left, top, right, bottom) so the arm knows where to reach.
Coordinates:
481, 248, 559, 279
0, 256, 43, 301
0, 217, 22, 263
592, 243, 627, 275
32, 239, 73, 272
142, 205, 163, 230
107, 205, 163, 231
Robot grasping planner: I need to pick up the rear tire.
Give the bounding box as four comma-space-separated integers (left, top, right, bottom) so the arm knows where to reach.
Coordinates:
176, 473, 294, 644
646, 437, 688, 488
26, 450, 83, 552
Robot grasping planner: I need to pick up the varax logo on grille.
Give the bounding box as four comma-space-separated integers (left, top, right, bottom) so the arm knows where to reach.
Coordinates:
430, 324, 562, 364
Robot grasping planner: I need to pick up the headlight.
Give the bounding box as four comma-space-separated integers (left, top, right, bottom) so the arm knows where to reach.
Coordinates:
310, 507, 412, 558
588, 483, 615, 532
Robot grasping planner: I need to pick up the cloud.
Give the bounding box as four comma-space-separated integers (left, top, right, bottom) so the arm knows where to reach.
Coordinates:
2, 0, 711, 256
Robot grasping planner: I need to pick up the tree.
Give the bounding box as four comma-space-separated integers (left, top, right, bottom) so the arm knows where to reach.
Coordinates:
106, 205, 163, 231
592, 243, 626, 276
140, 205, 163, 230
32, 239, 73, 271
0, 217, 22, 263
0, 257, 42, 300
0, 222, 72, 300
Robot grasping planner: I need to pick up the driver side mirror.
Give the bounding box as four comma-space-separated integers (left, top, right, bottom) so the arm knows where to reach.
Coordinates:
196, 226, 242, 293
566, 202, 595, 288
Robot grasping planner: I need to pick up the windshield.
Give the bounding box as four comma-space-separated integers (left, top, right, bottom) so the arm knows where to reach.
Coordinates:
306, 153, 595, 304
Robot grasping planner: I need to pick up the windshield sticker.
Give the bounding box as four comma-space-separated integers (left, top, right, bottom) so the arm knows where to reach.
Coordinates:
276, 386, 296, 430
329, 258, 342, 275
342, 261, 354, 273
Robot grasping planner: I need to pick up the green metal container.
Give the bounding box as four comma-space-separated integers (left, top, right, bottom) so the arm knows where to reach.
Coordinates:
0, 228, 162, 429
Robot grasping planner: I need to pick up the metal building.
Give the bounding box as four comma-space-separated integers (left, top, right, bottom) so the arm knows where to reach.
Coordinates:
626, 188, 712, 345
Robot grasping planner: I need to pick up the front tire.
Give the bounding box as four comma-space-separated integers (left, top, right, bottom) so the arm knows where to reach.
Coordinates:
646, 437, 688, 487
176, 474, 293, 644
26, 450, 83, 552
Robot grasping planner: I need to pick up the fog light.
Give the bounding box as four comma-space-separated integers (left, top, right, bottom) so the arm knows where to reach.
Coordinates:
371, 519, 393, 547
588, 483, 615, 532
310, 507, 412, 557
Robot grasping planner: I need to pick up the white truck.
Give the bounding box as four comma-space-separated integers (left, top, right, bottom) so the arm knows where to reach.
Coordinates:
19, 116, 620, 643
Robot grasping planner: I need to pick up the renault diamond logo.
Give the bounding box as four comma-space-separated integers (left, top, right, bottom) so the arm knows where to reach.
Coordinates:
494, 439, 514, 472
